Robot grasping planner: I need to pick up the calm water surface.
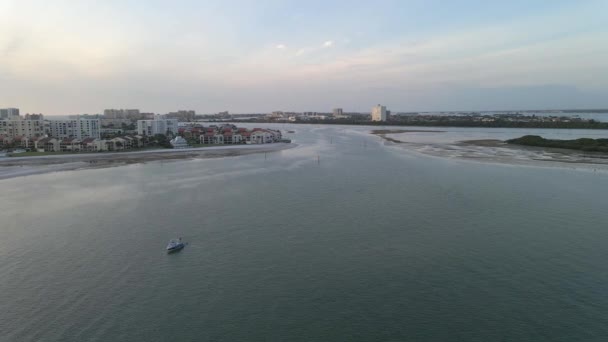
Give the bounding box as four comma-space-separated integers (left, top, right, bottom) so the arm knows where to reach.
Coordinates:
2, 125, 608, 341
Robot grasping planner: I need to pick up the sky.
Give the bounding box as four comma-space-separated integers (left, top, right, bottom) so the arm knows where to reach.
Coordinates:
0, 0, 607, 115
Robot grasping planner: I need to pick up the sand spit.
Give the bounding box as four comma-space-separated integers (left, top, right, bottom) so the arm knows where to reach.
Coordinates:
0, 143, 294, 180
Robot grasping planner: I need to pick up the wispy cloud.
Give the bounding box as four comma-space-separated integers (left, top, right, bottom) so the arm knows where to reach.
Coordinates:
233, 2, 608, 92
291, 40, 336, 58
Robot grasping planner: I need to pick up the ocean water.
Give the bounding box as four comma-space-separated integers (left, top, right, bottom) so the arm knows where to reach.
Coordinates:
2, 124, 608, 341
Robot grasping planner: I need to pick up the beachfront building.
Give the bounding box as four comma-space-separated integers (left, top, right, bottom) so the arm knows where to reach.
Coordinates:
0, 135, 13, 147
250, 131, 267, 144
28, 135, 144, 153
200, 128, 216, 144
371, 104, 387, 122
59, 138, 83, 152
87, 138, 111, 152
81, 138, 100, 152
34, 137, 61, 152
47, 117, 101, 139
197, 126, 283, 145
220, 128, 242, 145
0, 118, 46, 139
250, 129, 281, 144
103, 136, 142, 151
213, 134, 224, 144
2, 121, 283, 152
137, 115, 178, 136
11, 136, 34, 149
106, 137, 127, 151
198, 125, 244, 145
222, 131, 242, 144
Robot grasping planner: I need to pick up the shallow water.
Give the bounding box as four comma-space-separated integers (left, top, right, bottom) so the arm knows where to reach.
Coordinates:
2, 124, 608, 341
385, 127, 608, 169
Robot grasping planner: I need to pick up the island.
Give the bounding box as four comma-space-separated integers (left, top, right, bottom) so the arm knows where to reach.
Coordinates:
506, 135, 608, 153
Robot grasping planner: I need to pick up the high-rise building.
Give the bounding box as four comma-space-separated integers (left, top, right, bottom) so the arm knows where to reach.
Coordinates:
47, 116, 101, 139
0, 108, 20, 119
332, 108, 343, 116
103, 109, 140, 119
371, 104, 387, 122
137, 115, 178, 136
0, 118, 45, 138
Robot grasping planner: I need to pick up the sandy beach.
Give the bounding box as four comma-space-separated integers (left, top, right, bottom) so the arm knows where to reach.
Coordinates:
0, 143, 294, 180
370, 129, 445, 144
370, 129, 608, 169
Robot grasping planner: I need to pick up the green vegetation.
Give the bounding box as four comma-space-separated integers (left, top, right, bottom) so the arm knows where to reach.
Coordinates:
388, 118, 608, 129
507, 135, 608, 152
150, 134, 173, 148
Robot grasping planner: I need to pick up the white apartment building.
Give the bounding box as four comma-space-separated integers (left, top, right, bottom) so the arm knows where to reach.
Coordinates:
47, 117, 101, 139
137, 115, 178, 136
332, 108, 343, 116
371, 104, 387, 122
0, 118, 46, 138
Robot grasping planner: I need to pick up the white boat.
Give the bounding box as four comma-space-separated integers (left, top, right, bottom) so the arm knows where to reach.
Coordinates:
166, 238, 185, 253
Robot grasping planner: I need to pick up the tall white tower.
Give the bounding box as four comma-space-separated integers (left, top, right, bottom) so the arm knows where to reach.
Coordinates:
371, 105, 387, 122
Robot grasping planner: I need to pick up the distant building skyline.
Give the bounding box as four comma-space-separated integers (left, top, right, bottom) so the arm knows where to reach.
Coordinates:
4, 104, 608, 118
103, 109, 141, 120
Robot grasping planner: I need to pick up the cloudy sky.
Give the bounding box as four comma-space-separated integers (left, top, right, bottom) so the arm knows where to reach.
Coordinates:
1, 0, 607, 115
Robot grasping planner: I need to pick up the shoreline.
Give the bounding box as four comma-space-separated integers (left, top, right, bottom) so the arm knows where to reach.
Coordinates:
370, 130, 608, 168
233, 119, 608, 130
0, 143, 295, 180
458, 139, 608, 160
370, 129, 445, 144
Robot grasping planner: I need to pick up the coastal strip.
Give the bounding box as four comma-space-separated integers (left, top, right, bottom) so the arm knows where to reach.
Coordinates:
370, 129, 445, 143
0, 143, 294, 180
